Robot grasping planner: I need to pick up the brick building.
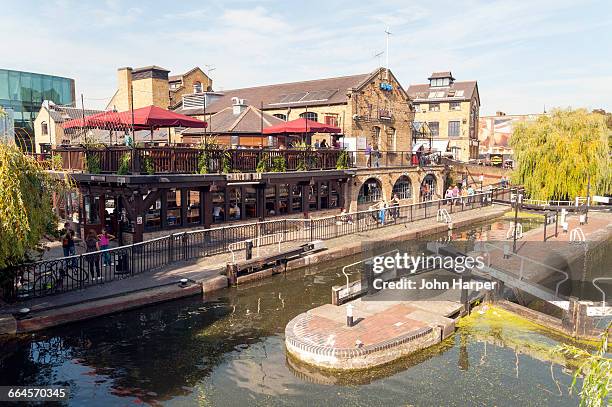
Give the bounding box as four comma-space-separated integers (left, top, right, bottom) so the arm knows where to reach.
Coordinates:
175, 67, 415, 152
407, 72, 480, 162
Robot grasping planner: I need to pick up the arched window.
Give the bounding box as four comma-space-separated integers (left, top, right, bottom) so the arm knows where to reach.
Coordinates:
299, 112, 318, 122
193, 81, 203, 93
420, 174, 437, 202
372, 126, 381, 149
392, 176, 412, 199
358, 178, 382, 204
273, 114, 287, 121
41, 122, 48, 135
390, 127, 397, 151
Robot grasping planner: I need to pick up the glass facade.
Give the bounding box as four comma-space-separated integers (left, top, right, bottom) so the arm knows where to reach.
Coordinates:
0, 69, 75, 151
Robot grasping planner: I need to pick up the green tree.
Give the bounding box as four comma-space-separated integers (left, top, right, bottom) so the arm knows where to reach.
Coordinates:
555, 323, 611, 407
510, 109, 612, 200
0, 143, 60, 270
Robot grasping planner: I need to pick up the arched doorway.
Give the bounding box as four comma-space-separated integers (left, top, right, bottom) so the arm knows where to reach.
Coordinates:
420, 174, 436, 202
392, 176, 412, 199
358, 178, 383, 204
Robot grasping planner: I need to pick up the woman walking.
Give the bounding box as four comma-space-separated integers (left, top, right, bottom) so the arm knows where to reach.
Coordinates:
98, 229, 116, 267
85, 230, 101, 281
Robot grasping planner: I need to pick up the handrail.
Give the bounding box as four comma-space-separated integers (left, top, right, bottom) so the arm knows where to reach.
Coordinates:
481, 242, 568, 298
506, 223, 523, 239
592, 277, 612, 316
437, 208, 451, 223
569, 228, 586, 243
341, 249, 399, 292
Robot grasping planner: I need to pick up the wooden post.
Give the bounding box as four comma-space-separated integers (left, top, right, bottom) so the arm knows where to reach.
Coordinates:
133, 192, 144, 243
203, 187, 213, 228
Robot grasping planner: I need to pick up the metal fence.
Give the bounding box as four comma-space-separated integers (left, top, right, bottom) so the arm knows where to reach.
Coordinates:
3, 192, 494, 302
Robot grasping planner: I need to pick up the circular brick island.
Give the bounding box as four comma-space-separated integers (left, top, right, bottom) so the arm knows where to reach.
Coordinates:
285, 300, 456, 370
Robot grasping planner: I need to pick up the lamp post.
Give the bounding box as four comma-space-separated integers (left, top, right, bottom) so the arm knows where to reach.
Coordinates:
513, 190, 522, 253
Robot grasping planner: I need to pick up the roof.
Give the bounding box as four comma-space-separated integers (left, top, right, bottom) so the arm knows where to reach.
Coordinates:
428, 71, 454, 79
132, 65, 170, 73
175, 69, 389, 115
169, 67, 203, 83
407, 80, 478, 103
181, 105, 285, 135
44, 104, 103, 123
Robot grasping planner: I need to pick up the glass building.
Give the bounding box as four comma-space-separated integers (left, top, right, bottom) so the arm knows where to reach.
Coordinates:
0, 69, 75, 152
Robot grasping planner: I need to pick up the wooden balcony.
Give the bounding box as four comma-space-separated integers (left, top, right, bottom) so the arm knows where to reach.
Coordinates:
52, 146, 347, 174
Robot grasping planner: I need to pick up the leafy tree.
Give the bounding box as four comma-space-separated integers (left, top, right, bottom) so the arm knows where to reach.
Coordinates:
555, 323, 611, 407
271, 155, 287, 172
117, 153, 131, 175
510, 109, 612, 200
0, 143, 67, 271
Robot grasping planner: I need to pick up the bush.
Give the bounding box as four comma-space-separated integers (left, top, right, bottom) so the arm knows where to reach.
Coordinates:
256, 154, 270, 173
336, 150, 349, 169
117, 153, 131, 175
271, 155, 287, 172
198, 152, 209, 174
85, 153, 101, 174
141, 156, 155, 175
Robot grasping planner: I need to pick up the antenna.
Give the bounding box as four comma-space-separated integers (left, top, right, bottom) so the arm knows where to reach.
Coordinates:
384, 27, 392, 80
373, 51, 384, 69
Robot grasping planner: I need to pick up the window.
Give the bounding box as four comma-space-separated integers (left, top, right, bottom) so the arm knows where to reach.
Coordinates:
211, 191, 225, 223
41, 122, 48, 135
390, 127, 397, 151
146, 195, 161, 230
324, 115, 338, 127
358, 179, 382, 204
265, 186, 276, 216
429, 103, 440, 112
291, 185, 302, 212
448, 121, 460, 137
429, 122, 440, 137
244, 186, 257, 218
430, 78, 450, 87
228, 188, 242, 220
84, 195, 100, 225
372, 126, 381, 148
187, 190, 200, 224
279, 184, 289, 214
392, 177, 412, 199
273, 113, 287, 121
449, 102, 461, 111
299, 112, 318, 122
193, 81, 203, 93
412, 103, 419, 111
455, 90, 464, 97
167, 189, 182, 226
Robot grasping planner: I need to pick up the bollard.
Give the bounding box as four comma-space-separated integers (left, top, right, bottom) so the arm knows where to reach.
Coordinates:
245, 240, 254, 260
346, 304, 354, 327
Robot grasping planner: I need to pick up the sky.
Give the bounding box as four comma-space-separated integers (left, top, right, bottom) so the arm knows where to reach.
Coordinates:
2, 0, 611, 115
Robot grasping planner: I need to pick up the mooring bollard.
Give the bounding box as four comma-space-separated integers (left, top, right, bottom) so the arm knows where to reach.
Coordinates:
346, 304, 354, 327
226, 263, 238, 285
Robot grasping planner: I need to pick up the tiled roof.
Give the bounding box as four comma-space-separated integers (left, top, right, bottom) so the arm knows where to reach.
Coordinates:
428, 71, 453, 79
132, 65, 170, 73
181, 105, 285, 135
407, 81, 478, 102
46, 105, 103, 123
175, 70, 379, 115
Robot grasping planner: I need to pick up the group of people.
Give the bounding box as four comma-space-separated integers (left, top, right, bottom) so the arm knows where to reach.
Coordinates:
337, 194, 402, 226
365, 143, 382, 168
444, 183, 477, 205
60, 223, 116, 281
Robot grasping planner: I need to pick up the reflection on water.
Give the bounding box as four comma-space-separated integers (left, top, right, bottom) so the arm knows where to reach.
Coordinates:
0, 219, 583, 406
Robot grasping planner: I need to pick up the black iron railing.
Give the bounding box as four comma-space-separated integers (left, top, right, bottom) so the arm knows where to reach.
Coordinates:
2, 192, 495, 302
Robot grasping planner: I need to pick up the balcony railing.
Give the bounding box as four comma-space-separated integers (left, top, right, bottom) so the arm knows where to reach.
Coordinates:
52, 146, 346, 174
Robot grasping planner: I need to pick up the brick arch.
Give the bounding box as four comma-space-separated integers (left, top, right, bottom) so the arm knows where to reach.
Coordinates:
389, 173, 414, 202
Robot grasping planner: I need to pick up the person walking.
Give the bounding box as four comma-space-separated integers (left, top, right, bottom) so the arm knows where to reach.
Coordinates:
365, 143, 372, 167
98, 229, 116, 267
390, 194, 400, 220
85, 230, 101, 281
379, 201, 387, 225
445, 186, 453, 205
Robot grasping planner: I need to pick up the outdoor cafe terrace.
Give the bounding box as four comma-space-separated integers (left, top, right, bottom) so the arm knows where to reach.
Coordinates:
51, 146, 439, 174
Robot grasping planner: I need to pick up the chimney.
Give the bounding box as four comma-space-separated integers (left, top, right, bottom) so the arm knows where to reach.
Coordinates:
496, 111, 506, 116
232, 97, 247, 115
117, 67, 133, 112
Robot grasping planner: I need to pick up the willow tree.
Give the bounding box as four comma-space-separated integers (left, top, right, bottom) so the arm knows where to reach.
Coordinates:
0, 142, 60, 272
510, 109, 612, 200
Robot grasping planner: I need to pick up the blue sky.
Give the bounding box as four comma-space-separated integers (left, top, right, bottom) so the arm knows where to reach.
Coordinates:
2, 0, 611, 114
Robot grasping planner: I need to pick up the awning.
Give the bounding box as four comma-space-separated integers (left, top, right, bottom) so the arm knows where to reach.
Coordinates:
412, 139, 449, 152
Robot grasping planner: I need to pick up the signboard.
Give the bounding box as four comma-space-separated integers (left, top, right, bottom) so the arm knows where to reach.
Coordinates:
489, 153, 503, 167
136, 216, 143, 225
593, 196, 611, 204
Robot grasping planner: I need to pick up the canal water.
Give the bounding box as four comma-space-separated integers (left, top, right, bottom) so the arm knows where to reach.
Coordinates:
0, 218, 586, 406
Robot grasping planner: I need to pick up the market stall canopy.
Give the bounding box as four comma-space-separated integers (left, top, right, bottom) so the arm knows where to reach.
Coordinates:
262, 117, 340, 135
62, 105, 207, 130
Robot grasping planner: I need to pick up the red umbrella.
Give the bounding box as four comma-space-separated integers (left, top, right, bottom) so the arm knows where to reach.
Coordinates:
62, 110, 127, 129
262, 117, 340, 134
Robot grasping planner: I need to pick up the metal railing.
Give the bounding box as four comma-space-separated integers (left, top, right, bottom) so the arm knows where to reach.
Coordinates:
2, 191, 494, 302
